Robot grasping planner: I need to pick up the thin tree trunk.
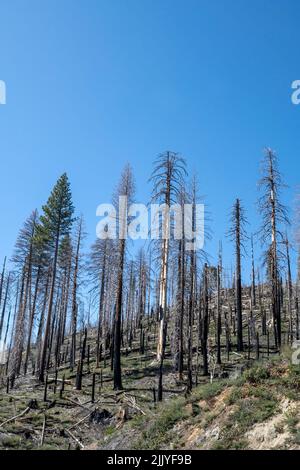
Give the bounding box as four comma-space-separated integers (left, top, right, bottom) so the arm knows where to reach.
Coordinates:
39, 229, 60, 382
113, 239, 125, 390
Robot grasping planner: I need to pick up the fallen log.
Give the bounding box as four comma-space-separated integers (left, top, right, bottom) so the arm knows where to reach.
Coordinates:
65, 429, 84, 449
0, 406, 30, 428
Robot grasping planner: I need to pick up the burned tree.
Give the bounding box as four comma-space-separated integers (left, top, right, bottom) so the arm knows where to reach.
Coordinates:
258, 149, 289, 348
113, 164, 135, 390
70, 216, 85, 369
228, 199, 248, 352
9, 211, 39, 383
149, 151, 187, 362
202, 263, 209, 376
88, 237, 116, 368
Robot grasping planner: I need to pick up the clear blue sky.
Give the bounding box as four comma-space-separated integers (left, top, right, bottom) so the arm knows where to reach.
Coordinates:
0, 0, 299, 281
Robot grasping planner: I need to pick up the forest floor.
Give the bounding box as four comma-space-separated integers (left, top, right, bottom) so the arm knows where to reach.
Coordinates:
0, 328, 300, 450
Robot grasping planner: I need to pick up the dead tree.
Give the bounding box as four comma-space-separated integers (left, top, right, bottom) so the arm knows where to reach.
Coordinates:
9, 211, 39, 383
175, 190, 186, 380
186, 178, 199, 392
0, 272, 10, 341
283, 234, 293, 342
70, 216, 84, 369
149, 151, 187, 362
228, 199, 248, 352
75, 328, 87, 390
0, 258, 7, 318
88, 238, 114, 368
202, 264, 209, 376
251, 235, 256, 308
113, 164, 135, 390
216, 264, 222, 364
258, 148, 289, 349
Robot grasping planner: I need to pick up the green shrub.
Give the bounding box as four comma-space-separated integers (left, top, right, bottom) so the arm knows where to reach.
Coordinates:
190, 380, 228, 403
292, 430, 300, 445
243, 366, 270, 384
230, 396, 277, 430
225, 386, 243, 405
284, 410, 298, 433
134, 397, 189, 449
1, 435, 21, 448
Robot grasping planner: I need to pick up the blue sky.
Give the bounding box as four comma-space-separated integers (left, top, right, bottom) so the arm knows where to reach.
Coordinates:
0, 0, 299, 281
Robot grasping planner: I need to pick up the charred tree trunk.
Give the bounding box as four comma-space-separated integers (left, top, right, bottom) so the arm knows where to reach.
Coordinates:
216, 265, 222, 364
114, 239, 125, 390
202, 264, 209, 376
70, 218, 83, 369
236, 201, 243, 351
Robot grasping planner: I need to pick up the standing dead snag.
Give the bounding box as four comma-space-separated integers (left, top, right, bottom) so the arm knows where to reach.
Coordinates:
149, 151, 187, 362
0, 257, 7, 316
174, 188, 186, 380
186, 177, 199, 392
96, 240, 107, 368
9, 211, 39, 384
91, 373, 96, 403
113, 164, 135, 390
216, 264, 222, 364
88, 237, 116, 371
251, 235, 256, 308
175, 235, 185, 380
228, 199, 248, 352
0, 258, 8, 346
283, 234, 293, 342
76, 328, 87, 390
59, 374, 65, 398
70, 216, 84, 369
0, 272, 10, 346
23, 264, 40, 374
157, 320, 167, 401
43, 374, 48, 402
258, 148, 289, 349
202, 264, 209, 376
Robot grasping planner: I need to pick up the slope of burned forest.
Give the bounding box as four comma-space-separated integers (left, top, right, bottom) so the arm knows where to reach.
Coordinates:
0, 150, 299, 451
0, 315, 299, 450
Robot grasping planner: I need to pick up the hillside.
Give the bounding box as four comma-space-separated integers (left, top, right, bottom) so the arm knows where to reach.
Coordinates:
0, 328, 299, 450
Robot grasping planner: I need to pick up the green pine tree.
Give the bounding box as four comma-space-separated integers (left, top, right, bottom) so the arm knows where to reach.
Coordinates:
37, 173, 75, 381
